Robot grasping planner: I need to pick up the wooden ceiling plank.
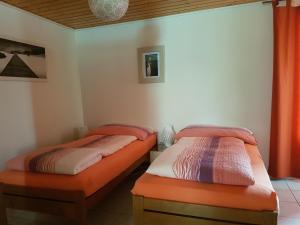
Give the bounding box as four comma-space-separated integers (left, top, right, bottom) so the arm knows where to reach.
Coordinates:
1, 0, 262, 29
20, 0, 180, 17
41, 0, 250, 21
2, 0, 81, 9
38, 1, 198, 20
72, 5, 258, 28
68, 0, 260, 27
4, 0, 177, 15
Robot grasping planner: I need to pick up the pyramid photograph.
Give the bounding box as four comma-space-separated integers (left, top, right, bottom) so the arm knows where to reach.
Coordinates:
0, 38, 46, 80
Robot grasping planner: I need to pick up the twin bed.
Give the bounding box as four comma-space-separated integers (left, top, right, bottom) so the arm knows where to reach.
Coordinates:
132, 126, 278, 225
132, 145, 278, 225
0, 125, 156, 225
0, 124, 278, 225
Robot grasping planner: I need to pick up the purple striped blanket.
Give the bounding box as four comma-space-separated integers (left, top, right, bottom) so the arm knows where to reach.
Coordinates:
147, 137, 255, 186
7, 135, 137, 175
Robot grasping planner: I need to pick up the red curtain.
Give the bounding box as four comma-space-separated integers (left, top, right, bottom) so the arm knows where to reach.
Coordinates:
269, 0, 300, 178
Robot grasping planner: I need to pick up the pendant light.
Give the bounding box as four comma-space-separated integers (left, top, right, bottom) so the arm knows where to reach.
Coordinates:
88, 0, 129, 21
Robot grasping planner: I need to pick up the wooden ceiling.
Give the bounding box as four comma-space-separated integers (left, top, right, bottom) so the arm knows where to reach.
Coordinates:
1, 0, 261, 29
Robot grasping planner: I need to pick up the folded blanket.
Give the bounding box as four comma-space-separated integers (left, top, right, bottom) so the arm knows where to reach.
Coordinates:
31, 147, 103, 175
147, 137, 255, 186
175, 125, 257, 145
86, 124, 154, 140
7, 135, 137, 175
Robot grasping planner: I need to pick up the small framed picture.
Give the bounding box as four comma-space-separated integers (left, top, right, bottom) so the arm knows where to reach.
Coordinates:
138, 45, 165, 83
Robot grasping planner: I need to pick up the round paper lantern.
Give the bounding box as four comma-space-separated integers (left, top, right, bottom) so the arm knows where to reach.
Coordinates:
88, 0, 129, 21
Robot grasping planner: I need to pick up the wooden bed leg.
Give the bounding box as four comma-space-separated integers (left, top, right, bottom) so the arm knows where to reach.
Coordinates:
0, 205, 7, 225
77, 197, 87, 225
263, 211, 278, 225
133, 196, 144, 225
0, 190, 8, 225
78, 209, 87, 225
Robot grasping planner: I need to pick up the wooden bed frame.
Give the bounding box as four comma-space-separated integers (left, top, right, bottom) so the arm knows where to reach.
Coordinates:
133, 195, 278, 225
0, 153, 151, 225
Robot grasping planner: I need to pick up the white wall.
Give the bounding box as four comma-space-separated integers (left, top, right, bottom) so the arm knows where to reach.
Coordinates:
76, 3, 273, 165
0, 3, 84, 169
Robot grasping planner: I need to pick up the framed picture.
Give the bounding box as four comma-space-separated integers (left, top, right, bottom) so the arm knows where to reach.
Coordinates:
138, 45, 165, 83
0, 36, 46, 82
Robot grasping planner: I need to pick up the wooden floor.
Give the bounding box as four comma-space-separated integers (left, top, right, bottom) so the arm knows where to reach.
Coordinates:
4, 176, 300, 225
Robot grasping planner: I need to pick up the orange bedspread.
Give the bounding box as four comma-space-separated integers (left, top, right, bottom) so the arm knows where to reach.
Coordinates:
0, 134, 156, 197
132, 144, 278, 211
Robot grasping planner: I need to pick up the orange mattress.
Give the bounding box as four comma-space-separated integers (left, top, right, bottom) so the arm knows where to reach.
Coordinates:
132, 144, 278, 211
0, 134, 156, 197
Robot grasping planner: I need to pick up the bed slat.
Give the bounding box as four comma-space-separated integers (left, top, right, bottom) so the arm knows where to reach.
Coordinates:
144, 211, 243, 225
133, 196, 277, 225
144, 198, 273, 224
2, 194, 83, 220
2, 184, 84, 202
